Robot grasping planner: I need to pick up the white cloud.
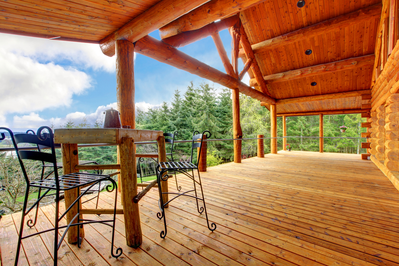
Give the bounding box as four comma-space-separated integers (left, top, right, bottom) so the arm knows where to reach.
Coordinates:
0, 50, 91, 119
0, 33, 116, 72
11, 101, 158, 130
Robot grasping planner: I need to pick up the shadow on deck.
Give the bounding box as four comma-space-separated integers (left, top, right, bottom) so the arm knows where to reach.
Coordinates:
2, 151, 399, 265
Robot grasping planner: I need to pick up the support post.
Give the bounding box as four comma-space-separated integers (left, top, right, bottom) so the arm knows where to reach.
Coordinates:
119, 137, 142, 247
233, 88, 242, 162
62, 143, 84, 244
283, 116, 287, 151
257, 135, 264, 157
270, 104, 277, 154
319, 114, 324, 153
116, 39, 135, 194
157, 136, 168, 206
198, 134, 207, 172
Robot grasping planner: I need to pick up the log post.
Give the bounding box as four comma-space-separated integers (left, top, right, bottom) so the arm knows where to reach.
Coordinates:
257, 135, 264, 157
61, 143, 84, 244
270, 104, 277, 154
283, 116, 287, 151
157, 136, 168, 206
119, 137, 142, 247
116, 39, 135, 194
319, 114, 324, 153
198, 134, 207, 172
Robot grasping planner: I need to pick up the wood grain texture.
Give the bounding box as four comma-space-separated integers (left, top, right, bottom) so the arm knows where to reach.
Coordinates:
100, 0, 208, 56
4, 152, 399, 265
270, 104, 277, 154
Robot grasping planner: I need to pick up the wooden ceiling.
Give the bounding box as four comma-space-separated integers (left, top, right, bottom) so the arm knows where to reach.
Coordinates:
0, 0, 383, 116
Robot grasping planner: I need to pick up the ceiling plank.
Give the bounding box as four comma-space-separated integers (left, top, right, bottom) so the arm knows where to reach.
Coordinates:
277, 109, 370, 117
135, 35, 276, 104
159, 0, 267, 40
239, 3, 382, 56
249, 55, 375, 86
275, 90, 371, 106
163, 16, 239, 48
99, 0, 209, 57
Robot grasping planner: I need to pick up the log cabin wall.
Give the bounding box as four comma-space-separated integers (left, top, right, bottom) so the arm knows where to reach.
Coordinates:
370, 0, 399, 190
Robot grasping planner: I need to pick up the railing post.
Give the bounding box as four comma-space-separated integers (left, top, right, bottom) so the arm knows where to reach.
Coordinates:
257, 135, 264, 157
198, 135, 207, 172
270, 104, 277, 154
319, 114, 324, 153
283, 116, 287, 150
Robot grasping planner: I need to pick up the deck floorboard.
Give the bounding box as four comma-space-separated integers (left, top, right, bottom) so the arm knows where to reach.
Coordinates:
2, 151, 399, 265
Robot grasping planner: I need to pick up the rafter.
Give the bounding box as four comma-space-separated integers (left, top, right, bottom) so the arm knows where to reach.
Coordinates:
163, 16, 239, 48
135, 35, 276, 104
277, 109, 370, 117
239, 4, 381, 56
99, 0, 208, 57
249, 55, 375, 86
275, 90, 371, 105
159, 0, 267, 40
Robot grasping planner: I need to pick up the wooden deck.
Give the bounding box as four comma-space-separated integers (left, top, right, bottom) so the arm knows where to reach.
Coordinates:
2, 151, 399, 265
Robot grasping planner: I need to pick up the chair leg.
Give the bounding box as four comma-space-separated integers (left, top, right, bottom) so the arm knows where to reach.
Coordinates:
14, 186, 30, 266
192, 169, 203, 214
110, 180, 122, 258
174, 171, 181, 191
54, 192, 59, 266
156, 170, 168, 238
195, 169, 216, 233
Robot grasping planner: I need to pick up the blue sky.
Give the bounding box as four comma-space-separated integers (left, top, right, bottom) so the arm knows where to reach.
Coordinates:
0, 29, 247, 131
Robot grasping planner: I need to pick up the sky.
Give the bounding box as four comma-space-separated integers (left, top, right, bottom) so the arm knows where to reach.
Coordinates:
0, 29, 250, 132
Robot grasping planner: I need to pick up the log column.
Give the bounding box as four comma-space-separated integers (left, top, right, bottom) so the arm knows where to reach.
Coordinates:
270, 104, 277, 154
198, 134, 208, 172
257, 135, 264, 157
319, 114, 324, 153
116, 40, 142, 247
283, 116, 287, 151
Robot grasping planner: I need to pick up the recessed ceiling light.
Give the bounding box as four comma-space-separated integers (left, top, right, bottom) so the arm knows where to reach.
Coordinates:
311, 82, 317, 86
305, 49, 312, 55
297, 0, 305, 8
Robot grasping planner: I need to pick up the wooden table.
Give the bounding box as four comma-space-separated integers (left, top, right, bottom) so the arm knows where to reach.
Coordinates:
54, 128, 165, 248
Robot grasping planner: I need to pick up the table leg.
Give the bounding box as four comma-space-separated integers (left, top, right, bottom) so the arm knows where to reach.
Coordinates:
119, 137, 142, 247
61, 143, 84, 244
157, 136, 168, 206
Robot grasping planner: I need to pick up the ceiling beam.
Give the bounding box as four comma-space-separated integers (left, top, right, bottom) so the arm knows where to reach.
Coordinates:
135, 36, 276, 104
239, 3, 381, 56
163, 16, 239, 48
249, 55, 375, 86
99, 0, 209, 57
277, 109, 370, 117
275, 90, 371, 106
239, 23, 271, 96
159, 0, 267, 40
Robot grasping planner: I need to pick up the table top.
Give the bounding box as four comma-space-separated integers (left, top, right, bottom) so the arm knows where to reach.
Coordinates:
54, 128, 163, 144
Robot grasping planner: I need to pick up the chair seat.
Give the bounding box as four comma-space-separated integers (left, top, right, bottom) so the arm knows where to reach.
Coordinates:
159, 161, 197, 171
30, 172, 110, 190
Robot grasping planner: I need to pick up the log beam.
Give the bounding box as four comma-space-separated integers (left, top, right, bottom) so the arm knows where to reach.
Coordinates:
159, 0, 267, 39
239, 24, 270, 95
135, 35, 276, 104
163, 16, 240, 48
277, 109, 370, 117
100, 0, 208, 57
239, 4, 382, 56
275, 90, 371, 106
249, 55, 375, 86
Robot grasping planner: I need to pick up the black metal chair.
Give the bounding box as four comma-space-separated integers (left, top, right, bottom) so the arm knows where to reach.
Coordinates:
156, 130, 216, 238
0, 127, 122, 266
25, 130, 103, 229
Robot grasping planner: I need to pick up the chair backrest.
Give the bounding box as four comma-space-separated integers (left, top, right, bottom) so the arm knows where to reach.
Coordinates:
1, 127, 58, 187
190, 130, 211, 166
164, 131, 177, 161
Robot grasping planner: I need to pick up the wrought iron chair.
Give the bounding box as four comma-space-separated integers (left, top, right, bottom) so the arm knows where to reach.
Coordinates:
137, 131, 180, 190
25, 130, 103, 229
156, 130, 216, 238
0, 127, 122, 266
